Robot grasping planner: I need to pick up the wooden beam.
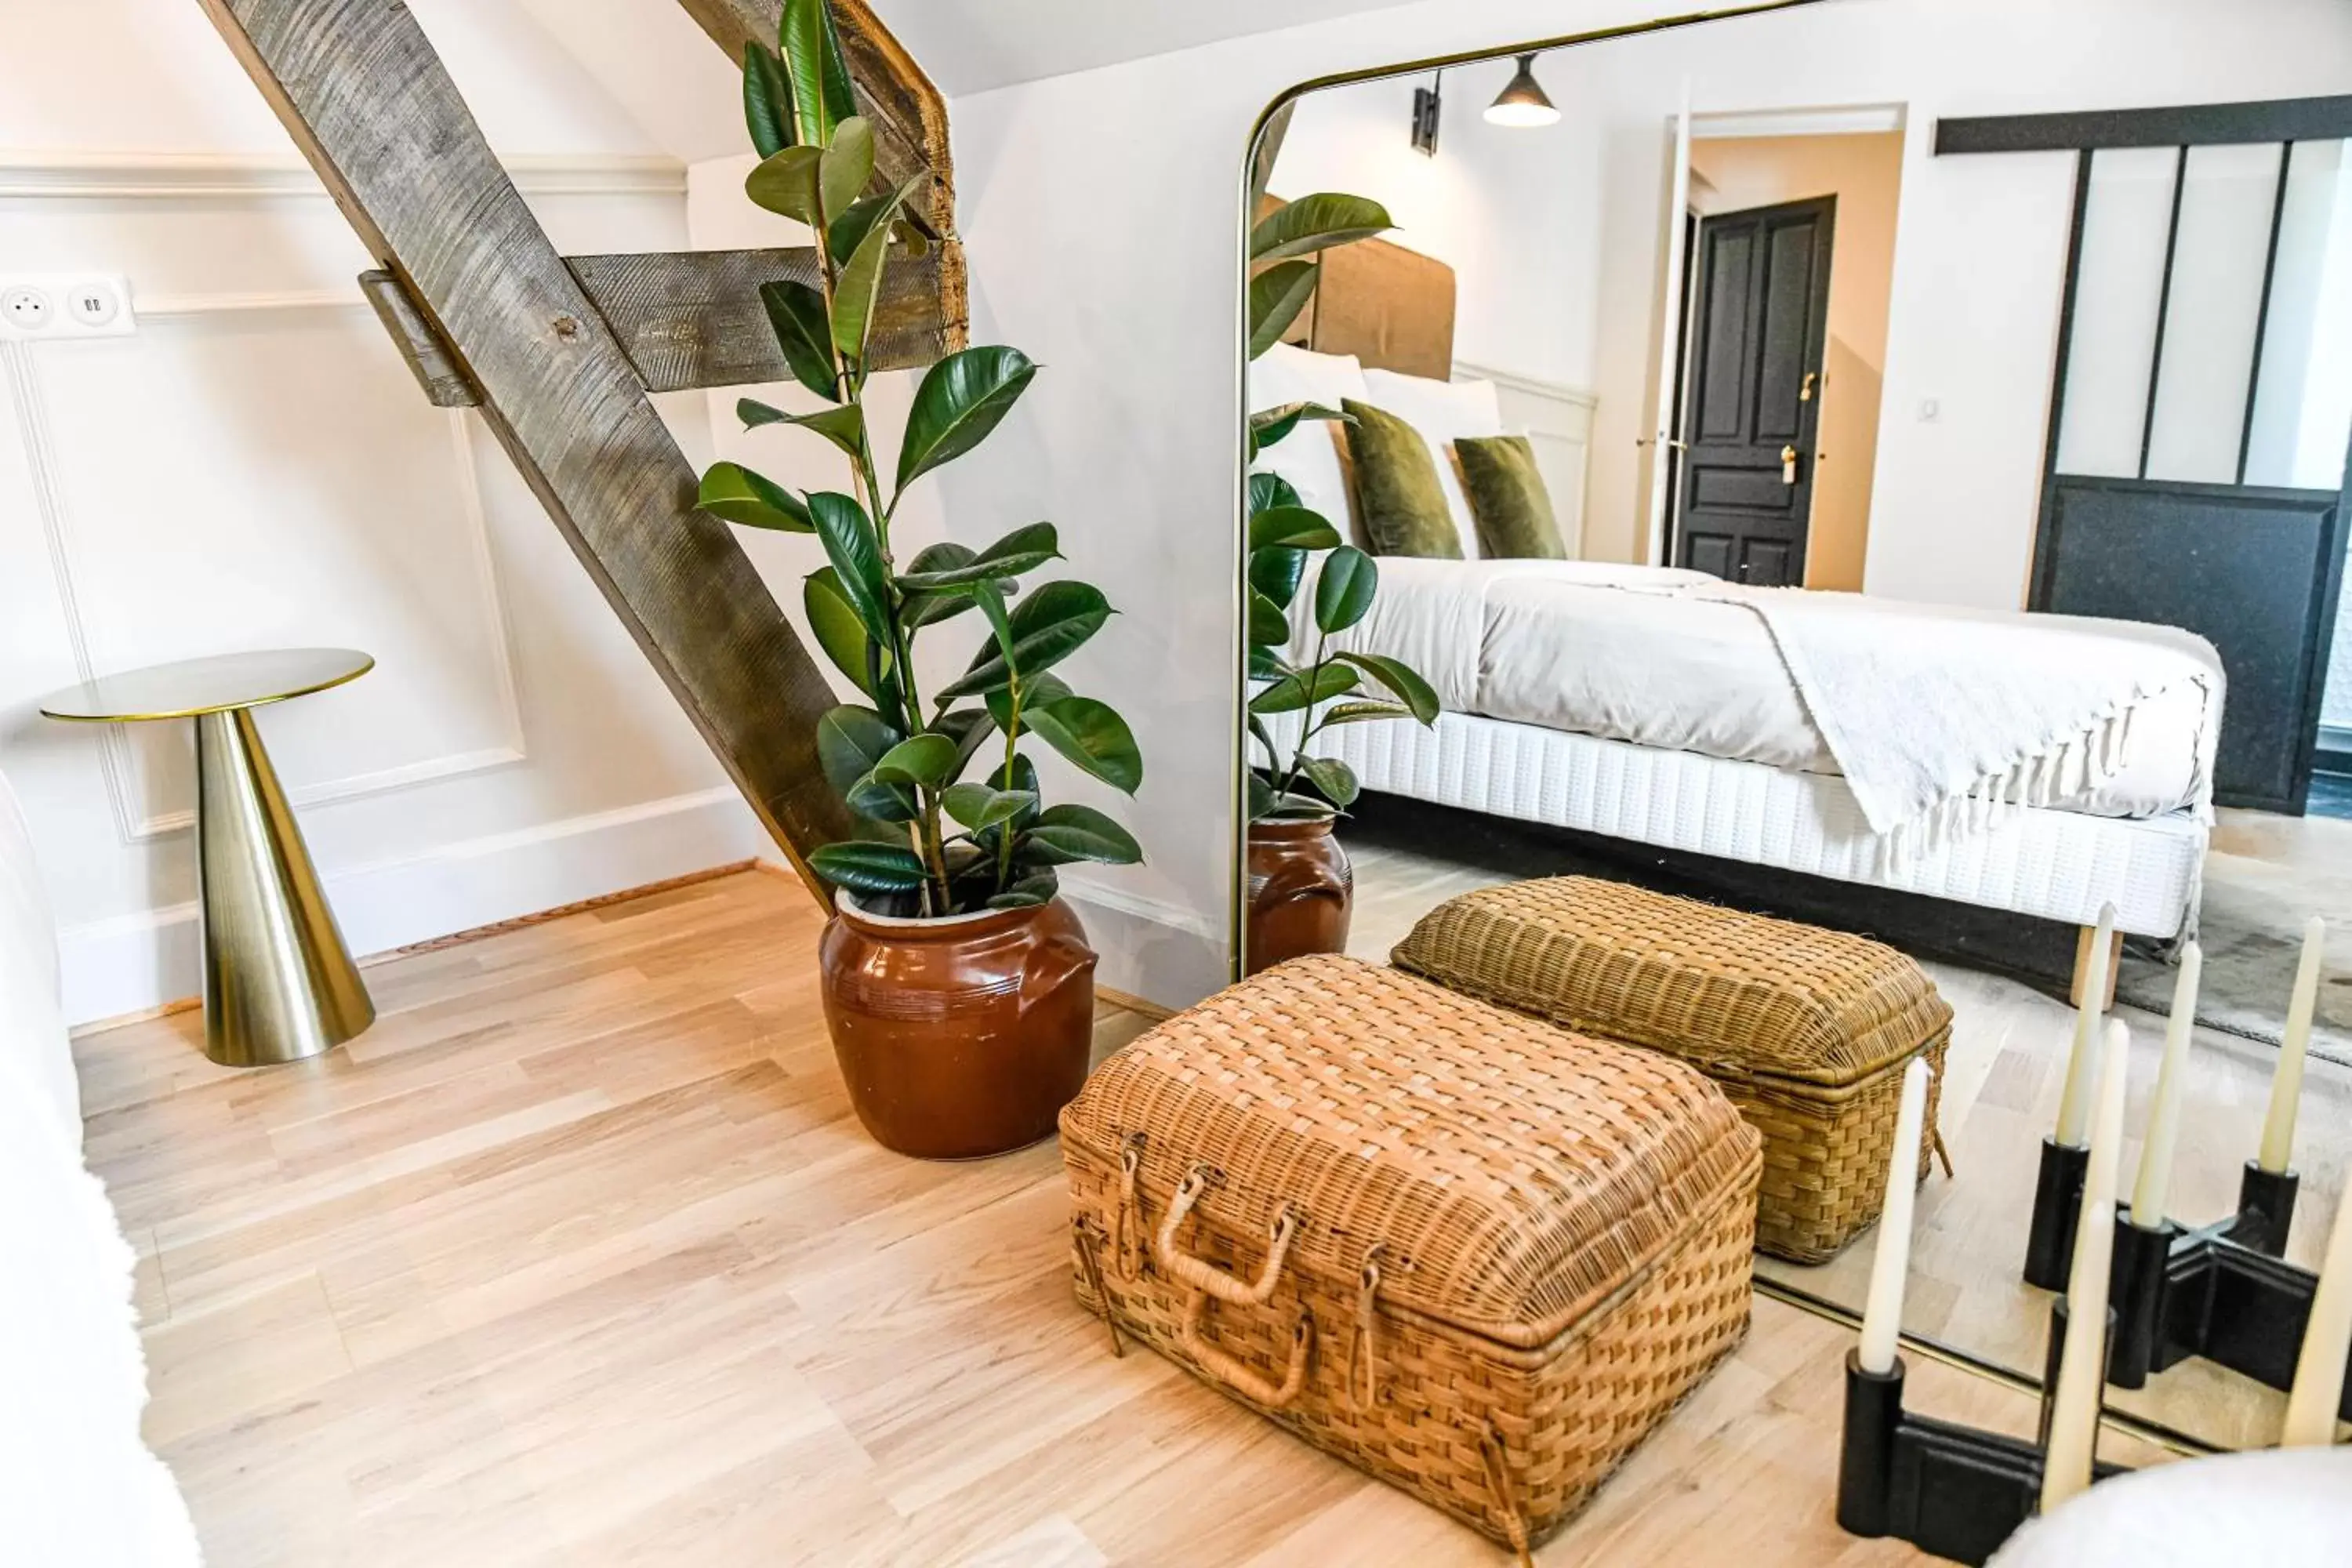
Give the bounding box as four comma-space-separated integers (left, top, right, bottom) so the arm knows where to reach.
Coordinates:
358, 269, 478, 407
566, 245, 949, 393
198, 0, 849, 902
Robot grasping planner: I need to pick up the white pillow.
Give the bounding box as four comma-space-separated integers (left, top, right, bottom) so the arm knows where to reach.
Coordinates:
1359, 368, 1505, 559
1248, 343, 1367, 545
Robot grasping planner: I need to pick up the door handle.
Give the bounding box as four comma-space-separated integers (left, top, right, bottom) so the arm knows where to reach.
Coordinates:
1780, 445, 1798, 485
1800, 371, 1817, 403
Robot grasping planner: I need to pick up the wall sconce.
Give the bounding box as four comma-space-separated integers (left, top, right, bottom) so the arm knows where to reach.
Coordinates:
1410, 70, 1442, 157
1485, 53, 1560, 128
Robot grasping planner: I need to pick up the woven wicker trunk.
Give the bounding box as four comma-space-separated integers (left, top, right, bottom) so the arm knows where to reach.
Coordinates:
1059, 955, 1761, 1558
1391, 877, 1953, 1264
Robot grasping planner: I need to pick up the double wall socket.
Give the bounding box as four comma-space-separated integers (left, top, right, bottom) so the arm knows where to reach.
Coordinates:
0, 275, 137, 341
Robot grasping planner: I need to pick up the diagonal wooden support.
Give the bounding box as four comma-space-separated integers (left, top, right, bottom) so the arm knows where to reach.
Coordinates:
198, 0, 862, 899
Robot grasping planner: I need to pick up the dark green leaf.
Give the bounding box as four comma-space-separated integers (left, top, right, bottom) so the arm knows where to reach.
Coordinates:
744, 144, 822, 223
815, 706, 899, 796
742, 42, 793, 158
1247, 644, 1288, 681
898, 347, 1037, 492
869, 733, 957, 788
1248, 401, 1352, 452
1024, 697, 1142, 795
1247, 770, 1278, 822
1336, 651, 1440, 725
742, 397, 864, 459
987, 869, 1060, 909
897, 523, 1060, 590
1020, 804, 1144, 866
758, 281, 838, 401
942, 782, 1035, 832
818, 117, 873, 230
1247, 713, 1278, 760
1317, 700, 1412, 727
932, 707, 995, 782
845, 772, 917, 822
1250, 546, 1308, 611
808, 840, 926, 894
1249, 471, 1301, 517
779, 0, 857, 147
833, 173, 924, 352
901, 543, 980, 628
1250, 662, 1358, 715
1298, 754, 1360, 808
1265, 791, 1339, 820
1247, 260, 1319, 360
806, 492, 891, 645
985, 671, 1069, 734
699, 461, 812, 532
829, 188, 898, 272
1250, 505, 1342, 552
940, 582, 1111, 699
1247, 590, 1291, 648
1314, 546, 1377, 634
805, 568, 885, 696
1250, 193, 1393, 262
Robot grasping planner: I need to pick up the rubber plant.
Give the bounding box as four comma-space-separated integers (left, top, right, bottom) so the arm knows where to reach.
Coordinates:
1244, 194, 1441, 822
699, 0, 1142, 916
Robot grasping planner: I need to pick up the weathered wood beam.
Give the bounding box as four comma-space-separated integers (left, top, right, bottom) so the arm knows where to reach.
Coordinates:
566, 245, 948, 393
198, 0, 849, 902
358, 269, 478, 407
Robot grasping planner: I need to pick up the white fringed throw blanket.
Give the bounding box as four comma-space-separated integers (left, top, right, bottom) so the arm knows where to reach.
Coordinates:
1695, 583, 2224, 858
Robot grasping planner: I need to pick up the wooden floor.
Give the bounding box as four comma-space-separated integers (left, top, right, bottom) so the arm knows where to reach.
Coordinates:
82, 869, 2157, 1566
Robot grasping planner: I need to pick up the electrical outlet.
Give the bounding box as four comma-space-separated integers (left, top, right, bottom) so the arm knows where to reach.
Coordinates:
0, 275, 136, 341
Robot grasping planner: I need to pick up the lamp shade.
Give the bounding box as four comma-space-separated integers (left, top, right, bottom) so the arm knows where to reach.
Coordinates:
1485, 54, 1559, 128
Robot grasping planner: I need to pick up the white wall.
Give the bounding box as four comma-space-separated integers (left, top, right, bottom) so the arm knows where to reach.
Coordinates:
938, 0, 2352, 1004
0, 0, 776, 1025
1271, 64, 1606, 390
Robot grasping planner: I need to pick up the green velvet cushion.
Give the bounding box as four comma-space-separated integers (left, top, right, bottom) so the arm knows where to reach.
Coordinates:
1341, 398, 1462, 559
1455, 434, 1566, 560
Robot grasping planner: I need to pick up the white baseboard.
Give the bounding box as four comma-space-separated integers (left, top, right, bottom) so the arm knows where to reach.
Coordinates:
57, 786, 768, 1027
1057, 877, 1228, 1014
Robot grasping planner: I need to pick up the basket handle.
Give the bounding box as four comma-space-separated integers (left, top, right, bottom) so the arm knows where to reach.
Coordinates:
1156, 1165, 1299, 1307
1179, 1288, 1313, 1409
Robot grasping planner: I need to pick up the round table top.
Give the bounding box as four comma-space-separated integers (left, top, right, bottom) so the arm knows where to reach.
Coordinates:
38, 648, 374, 723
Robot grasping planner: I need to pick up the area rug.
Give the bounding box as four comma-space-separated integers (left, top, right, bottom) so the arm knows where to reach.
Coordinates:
2116, 809, 2352, 1065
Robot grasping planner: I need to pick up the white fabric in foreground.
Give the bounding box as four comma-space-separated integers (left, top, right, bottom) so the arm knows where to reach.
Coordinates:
1989, 1448, 2352, 1567
1698, 581, 2223, 852
0, 768, 78, 1138
1247, 343, 1366, 547
1357, 367, 1504, 561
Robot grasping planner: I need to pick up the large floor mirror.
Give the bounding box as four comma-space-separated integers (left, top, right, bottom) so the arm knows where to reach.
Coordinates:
1236, 1, 2352, 1460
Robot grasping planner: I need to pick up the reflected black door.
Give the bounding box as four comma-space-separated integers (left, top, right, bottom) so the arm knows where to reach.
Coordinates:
1673, 195, 1835, 587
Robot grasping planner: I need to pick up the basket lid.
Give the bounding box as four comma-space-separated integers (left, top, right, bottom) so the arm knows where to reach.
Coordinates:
1390, 877, 1951, 1087
1060, 954, 1759, 1349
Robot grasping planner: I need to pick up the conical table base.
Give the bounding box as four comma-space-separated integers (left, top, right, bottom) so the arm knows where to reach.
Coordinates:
195, 708, 374, 1066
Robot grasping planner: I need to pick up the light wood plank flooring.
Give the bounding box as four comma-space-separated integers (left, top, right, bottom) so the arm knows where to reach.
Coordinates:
82, 869, 2155, 1566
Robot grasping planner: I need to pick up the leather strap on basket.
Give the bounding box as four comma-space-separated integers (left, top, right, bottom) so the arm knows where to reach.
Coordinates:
1349, 1247, 1386, 1410
1156, 1164, 1300, 1308
1179, 1289, 1313, 1409
1115, 1135, 1146, 1279
1476, 1423, 1536, 1568
1071, 1215, 1123, 1359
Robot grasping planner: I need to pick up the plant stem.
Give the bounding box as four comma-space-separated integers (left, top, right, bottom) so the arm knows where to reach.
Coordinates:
994, 674, 1022, 896
1276, 631, 1330, 800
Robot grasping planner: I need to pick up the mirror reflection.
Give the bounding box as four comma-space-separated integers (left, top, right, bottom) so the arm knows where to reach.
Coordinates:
1242, 19, 2352, 1457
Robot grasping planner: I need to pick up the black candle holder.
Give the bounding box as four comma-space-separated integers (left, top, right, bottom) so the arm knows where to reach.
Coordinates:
2021, 1137, 2089, 1290
2021, 1155, 2348, 1414
1838, 1299, 2126, 1566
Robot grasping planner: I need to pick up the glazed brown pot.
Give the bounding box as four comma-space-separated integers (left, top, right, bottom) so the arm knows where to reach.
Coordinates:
1245, 815, 1353, 975
818, 892, 1099, 1160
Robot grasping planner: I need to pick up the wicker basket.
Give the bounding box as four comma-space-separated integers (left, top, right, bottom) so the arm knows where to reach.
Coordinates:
1391, 877, 1951, 1264
1060, 955, 1761, 1559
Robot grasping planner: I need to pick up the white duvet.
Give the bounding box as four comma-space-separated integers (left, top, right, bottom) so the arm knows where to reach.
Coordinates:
1298, 559, 2220, 824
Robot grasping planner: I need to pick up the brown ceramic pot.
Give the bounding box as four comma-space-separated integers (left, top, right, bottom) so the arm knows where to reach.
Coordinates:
1245, 815, 1353, 975
818, 892, 1099, 1160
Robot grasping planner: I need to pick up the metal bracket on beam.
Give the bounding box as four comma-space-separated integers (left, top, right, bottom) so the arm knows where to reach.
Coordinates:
359, 269, 480, 408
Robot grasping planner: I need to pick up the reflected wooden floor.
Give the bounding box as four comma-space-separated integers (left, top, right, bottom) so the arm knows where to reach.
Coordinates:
82, 868, 2151, 1566
1345, 826, 2352, 1452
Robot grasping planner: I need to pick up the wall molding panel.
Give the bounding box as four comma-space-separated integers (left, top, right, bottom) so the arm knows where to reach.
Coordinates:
1456, 359, 1598, 557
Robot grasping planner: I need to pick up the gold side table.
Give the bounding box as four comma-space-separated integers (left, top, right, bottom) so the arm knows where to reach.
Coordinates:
41, 649, 378, 1067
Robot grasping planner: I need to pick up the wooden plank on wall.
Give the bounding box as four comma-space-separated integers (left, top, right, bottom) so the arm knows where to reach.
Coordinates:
198, 0, 851, 902
567, 245, 947, 393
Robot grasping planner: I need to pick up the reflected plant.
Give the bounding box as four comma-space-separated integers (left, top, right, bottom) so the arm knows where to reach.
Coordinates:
1244, 194, 1439, 822
699, 0, 1142, 916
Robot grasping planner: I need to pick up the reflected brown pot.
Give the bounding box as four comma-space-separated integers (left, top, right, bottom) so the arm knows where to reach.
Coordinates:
1246, 816, 1353, 975
819, 893, 1098, 1160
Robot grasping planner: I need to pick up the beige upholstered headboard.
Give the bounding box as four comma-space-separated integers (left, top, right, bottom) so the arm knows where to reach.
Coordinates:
1259, 194, 1457, 380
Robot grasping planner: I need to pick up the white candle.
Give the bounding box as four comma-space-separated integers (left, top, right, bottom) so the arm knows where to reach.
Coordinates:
2259, 916, 2326, 1175
2055, 903, 2118, 1148
2042, 1018, 2130, 1512
1857, 1058, 1931, 1376
2129, 942, 2201, 1231
2282, 1180, 2352, 1445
